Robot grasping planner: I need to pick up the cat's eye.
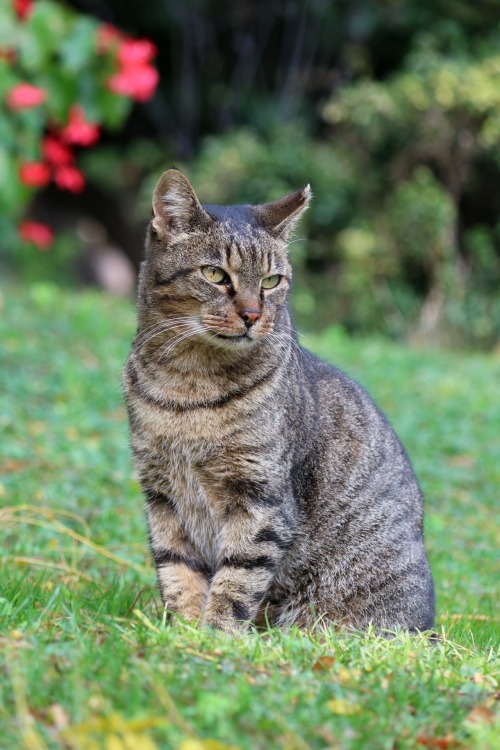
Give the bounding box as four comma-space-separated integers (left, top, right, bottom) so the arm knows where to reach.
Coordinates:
261, 274, 281, 289
201, 266, 228, 284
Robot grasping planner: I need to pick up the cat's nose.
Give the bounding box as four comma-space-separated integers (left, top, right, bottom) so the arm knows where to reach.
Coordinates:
240, 309, 261, 328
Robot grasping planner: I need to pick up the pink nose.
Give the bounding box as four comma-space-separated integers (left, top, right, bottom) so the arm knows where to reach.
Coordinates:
240, 309, 261, 327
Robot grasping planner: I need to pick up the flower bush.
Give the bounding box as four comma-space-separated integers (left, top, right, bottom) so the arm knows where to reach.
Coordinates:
0, 0, 159, 251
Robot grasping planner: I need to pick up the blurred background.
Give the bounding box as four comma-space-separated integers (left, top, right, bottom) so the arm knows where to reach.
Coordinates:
2, 0, 500, 348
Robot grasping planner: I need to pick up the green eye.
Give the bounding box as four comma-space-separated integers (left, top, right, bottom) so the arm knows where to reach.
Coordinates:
262, 274, 281, 289
201, 266, 227, 284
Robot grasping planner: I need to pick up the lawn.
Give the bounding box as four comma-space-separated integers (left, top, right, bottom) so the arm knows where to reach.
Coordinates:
0, 281, 499, 750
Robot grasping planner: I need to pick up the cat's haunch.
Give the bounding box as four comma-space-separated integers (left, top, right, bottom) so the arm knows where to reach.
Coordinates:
123, 169, 434, 633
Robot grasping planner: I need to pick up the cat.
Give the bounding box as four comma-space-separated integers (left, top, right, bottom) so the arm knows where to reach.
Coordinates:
123, 168, 435, 634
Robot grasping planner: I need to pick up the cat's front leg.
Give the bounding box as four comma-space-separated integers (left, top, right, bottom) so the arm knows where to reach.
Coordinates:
202, 494, 294, 633
146, 490, 210, 622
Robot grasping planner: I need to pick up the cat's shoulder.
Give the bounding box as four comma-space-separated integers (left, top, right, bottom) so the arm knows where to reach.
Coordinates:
299, 345, 394, 428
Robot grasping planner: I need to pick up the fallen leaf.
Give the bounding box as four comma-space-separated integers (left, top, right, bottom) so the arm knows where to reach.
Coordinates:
446, 455, 475, 469
28, 421, 45, 436
465, 703, 496, 725
416, 734, 456, 748
179, 740, 240, 750
0, 458, 29, 474
313, 655, 336, 671
327, 699, 361, 716
50, 703, 70, 730
337, 666, 361, 683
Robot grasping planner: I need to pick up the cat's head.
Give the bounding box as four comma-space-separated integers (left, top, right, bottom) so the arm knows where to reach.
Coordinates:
139, 168, 310, 351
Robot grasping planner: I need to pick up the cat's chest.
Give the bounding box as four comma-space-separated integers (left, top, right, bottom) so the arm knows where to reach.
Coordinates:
164, 439, 220, 564
136, 410, 275, 562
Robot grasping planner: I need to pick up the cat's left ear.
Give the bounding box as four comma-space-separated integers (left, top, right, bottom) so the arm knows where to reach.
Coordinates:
152, 168, 211, 240
253, 185, 312, 240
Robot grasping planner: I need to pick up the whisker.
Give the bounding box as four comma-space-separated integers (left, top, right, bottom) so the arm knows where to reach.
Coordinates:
135, 315, 200, 335
202, 331, 227, 352
155, 326, 205, 364
154, 330, 195, 365
267, 329, 309, 372
135, 316, 199, 344
134, 317, 191, 338
136, 323, 192, 351
277, 323, 305, 339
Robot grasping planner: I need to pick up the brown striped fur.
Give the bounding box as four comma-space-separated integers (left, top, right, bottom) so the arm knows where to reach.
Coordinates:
124, 169, 434, 634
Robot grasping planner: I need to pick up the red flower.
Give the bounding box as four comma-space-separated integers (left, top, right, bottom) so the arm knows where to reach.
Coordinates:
14, 0, 34, 21
19, 220, 53, 250
54, 165, 85, 193
42, 135, 73, 166
61, 105, 100, 147
19, 161, 51, 188
117, 39, 157, 67
96, 23, 123, 54
6, 83, 47, 110
108, 64, 159, 102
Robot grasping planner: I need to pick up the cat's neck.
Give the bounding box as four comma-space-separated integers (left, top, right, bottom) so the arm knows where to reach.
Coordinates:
133, 307, 295, 404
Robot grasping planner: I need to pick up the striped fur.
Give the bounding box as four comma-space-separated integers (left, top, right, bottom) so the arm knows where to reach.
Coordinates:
124, 169, 434, 633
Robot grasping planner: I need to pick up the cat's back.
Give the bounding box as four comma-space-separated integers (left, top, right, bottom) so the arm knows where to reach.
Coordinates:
288, 347, 424, 520
270, 347, 434, 631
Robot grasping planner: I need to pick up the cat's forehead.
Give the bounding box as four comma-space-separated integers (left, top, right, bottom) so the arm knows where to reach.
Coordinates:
203, 204, 255, 227
204, 204, 267, 246
202, 203, 288, 273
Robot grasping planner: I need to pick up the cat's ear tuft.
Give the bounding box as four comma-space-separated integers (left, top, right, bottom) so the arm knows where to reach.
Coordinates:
253, 185, 312, 240
151, 169, 210, 239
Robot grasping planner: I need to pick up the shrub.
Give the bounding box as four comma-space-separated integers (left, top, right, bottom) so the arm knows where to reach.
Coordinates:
0, 0, 159, 254
321, 44, 500, 346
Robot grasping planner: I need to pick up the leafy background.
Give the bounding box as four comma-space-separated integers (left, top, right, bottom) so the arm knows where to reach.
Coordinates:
2, 0, 500, 346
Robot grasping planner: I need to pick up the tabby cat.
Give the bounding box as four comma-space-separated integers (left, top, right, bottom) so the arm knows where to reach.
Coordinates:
124, 168, 434, 633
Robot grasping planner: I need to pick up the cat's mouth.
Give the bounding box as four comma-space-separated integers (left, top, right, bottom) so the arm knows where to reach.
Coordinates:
214, 332, 251, 343
202, 327, 258, 348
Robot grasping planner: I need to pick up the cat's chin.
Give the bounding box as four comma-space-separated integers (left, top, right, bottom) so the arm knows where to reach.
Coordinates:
206, 332, 257, 350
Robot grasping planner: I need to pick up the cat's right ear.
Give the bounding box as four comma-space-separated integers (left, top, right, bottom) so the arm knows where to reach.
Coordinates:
151, 168, 211, 240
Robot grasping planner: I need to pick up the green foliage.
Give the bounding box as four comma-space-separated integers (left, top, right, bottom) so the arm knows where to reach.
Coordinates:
320, 44, 500, 345
3, 1, 500, 347
1, 284, 499, 748
84, 0, 500, 153
182, 42, 500, 346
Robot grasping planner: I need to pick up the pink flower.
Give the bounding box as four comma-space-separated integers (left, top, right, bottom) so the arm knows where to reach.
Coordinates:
19, 161, 51, 187
19, 220, 53, 250
14, 0, 34, 22
117, 39, 157, 67
108, 64, 159, 102
54, 165, 85, 193
42, 135, 74, 166
62, 105, 100, 147
6, 83, 47, 110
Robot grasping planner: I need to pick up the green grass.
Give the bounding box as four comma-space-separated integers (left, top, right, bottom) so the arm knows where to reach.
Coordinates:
0, 281, 499, 750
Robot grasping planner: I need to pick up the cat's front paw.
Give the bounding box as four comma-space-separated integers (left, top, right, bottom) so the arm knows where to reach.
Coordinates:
202, 614, 247, 635
202, 594, 251, 634
172, 606, 204, 626
163, 595, 206, 626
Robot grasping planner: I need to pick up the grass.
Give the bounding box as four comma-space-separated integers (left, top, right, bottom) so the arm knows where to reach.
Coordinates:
0, 280, 499, 750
